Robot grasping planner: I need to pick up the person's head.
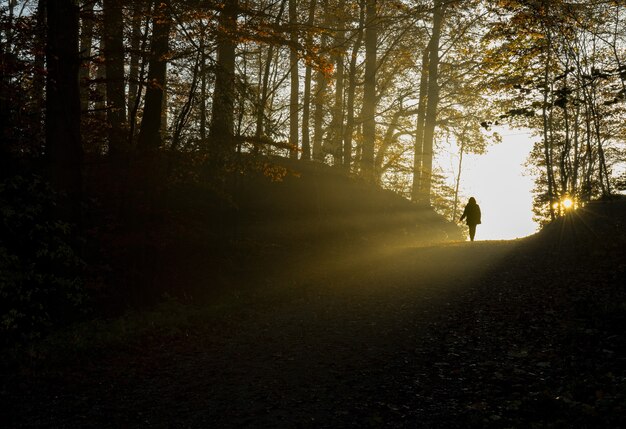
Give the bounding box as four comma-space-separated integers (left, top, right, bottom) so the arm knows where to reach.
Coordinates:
469, 197, 476, 204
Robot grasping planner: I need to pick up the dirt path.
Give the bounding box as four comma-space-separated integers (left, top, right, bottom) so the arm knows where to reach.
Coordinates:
4, 232, 626, 428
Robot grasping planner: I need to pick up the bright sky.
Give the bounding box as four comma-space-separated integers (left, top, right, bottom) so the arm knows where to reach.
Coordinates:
452, 129, 539, 240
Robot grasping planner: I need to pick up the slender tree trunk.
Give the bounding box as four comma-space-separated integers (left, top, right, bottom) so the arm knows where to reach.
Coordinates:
343, 0, 365, 171
330, 0, 346, 166
103, 0, 127, 158
171, 53, 199, 151
289, 0, 299, 159
95, 36, 106, 120
78, 0, 94, 114
46, 0, 83, 219
209, 0, 238, 167
236, 48, 247, 141
137, 0, 171, 153
161, 73, 168, 139
542, 28, 556, 219
255, 0, 287, 149
33, 0, 47, 141
312, 0, 329, 161
199, 28, 207, 144
127, 1, 144, 118
311, 74, 327, 161
6, 1, 16, 46
560, 69, 571, 196
359, 0, 377, 180
374, 107, 402, 180
411, 47, 429, 202
0, 2, 15, 164
301, 0, 316, 160
418, 0, 445, 204
571, 97, 580, 196
591, 102, 611, 196
583, 79, 612, 197
302, 62, 313, 159
452, 128, 466, 221
584, 102, 595, 201
266, 48, 282, 136
127, 7, 151, 146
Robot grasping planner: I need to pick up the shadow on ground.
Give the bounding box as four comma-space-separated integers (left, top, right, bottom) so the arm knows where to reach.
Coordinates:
3, 200, 625, 428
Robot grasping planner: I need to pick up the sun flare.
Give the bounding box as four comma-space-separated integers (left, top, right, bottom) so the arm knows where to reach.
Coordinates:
562, 198, 574, 209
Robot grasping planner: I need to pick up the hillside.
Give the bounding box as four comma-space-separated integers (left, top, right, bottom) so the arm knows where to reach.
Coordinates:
95, 157, 462, 308
232, 157, 462, 243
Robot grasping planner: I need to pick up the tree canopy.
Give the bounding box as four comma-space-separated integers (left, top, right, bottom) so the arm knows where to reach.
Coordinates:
1, 0, 624, 220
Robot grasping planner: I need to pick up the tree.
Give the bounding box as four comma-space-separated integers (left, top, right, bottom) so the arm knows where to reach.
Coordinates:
329, 0, 346, 166
312, 0, 330, 162
359, 0, 377, 180
301, 0, 317, 160
482, 0, 624, 222
137, 0, 172, 154
127, 0, 147, 119
79, 0, 94, 114
45, 0, 83, 218
416, 0, 446, 205
343, 0, 365, 171
288, 0, 299, 159
209, 0, 238, 168
411, 47, 429, 203
103, 0, 127, 158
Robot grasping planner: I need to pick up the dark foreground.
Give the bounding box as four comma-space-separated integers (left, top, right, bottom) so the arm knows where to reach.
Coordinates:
3, 201, 626, 428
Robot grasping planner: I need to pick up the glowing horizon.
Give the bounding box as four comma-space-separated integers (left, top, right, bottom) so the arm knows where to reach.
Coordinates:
453, 129, 538, 240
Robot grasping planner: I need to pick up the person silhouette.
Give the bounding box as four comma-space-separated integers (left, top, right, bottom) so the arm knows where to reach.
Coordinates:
459, 197, 481, 241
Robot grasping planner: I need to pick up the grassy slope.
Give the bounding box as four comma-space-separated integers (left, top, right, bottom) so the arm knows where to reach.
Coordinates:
96, 157, 462, 309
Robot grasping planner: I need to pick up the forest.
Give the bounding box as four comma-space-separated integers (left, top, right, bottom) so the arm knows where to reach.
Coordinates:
2, 0, 626, 341
2, 0, 626, 426
2, 0, 626, 339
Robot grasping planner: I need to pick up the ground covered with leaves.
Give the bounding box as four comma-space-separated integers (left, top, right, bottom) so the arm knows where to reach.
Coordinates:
2, 199, 625, 428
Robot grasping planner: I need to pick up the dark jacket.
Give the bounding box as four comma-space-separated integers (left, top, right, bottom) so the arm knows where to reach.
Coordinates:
460, 200, 481, 226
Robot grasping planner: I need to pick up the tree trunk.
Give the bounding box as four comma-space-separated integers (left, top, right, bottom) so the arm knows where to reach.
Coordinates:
312, 0, 329, 161
161, 73, 168, 139
571, 97, 580, 196
171, 53, 200, 151
301, 0, 316, 160
127, 1, 144, 119
33, 0, 47, 141
103, 0, 127, 158
79, 0, 94, 114
359, 0, 377, 181
418, 0, 445, 205
343, 0, 365, 171
46, 0, 83, 219
590, 100, 611, 196
209, 0, 238, 166
541, 27, 556, 220
289, 0, 299, 159
255, 0, 287, 149
583, 102, 595, 201
452, 128, 466, 221
95, 37, 106, 120
137, 0, 171, 153
127, 7, 152, 146
411, 47, 429, 202
330, 0, 346, 166
199, 28, 207, 144
374, 107, 402, 180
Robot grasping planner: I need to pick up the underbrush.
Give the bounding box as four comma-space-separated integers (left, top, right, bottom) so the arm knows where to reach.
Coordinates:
0, 175, 87, 345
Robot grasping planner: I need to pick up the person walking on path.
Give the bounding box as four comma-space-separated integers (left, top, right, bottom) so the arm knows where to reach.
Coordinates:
460, 197, 481, 241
